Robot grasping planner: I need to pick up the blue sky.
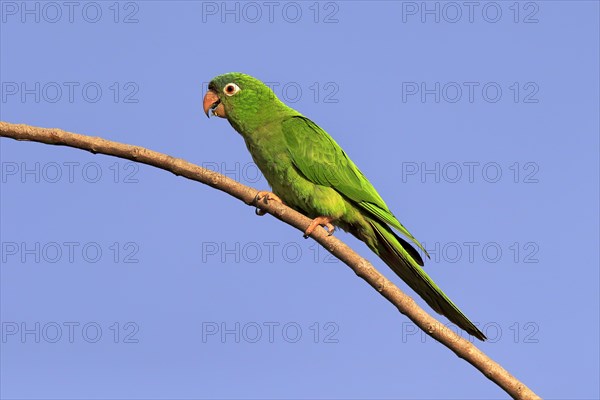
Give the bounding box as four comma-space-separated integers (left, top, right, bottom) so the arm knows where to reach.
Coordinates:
1, 1, 599, 399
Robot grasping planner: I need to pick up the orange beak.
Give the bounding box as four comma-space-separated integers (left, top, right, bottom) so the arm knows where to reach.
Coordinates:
203, 89, 225, 118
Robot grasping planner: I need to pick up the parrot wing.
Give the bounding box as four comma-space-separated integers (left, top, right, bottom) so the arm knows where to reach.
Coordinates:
281, 115, 429, 263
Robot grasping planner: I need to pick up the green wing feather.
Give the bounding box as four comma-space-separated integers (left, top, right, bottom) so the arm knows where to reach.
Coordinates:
281, 115, 429, 261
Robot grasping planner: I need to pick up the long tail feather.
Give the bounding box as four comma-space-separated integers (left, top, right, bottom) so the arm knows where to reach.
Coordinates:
360, 219, 486, 341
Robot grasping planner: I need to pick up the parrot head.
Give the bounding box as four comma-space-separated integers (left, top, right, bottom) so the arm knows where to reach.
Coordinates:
203, 72, 292, 133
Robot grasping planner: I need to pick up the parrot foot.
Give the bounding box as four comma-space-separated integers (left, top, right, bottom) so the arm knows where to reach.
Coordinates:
303, 216, 335, 238
254, 191, 283, 216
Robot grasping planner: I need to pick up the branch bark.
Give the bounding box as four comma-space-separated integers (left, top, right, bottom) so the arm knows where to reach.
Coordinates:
0, 121, 541, 399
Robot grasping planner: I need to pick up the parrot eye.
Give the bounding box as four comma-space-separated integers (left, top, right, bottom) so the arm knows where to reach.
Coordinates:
224, 83, 240, 96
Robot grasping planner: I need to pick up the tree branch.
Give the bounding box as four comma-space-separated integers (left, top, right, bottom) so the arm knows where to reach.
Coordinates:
0, 121, 540, 399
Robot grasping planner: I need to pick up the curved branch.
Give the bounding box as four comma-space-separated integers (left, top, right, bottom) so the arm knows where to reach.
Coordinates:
0, 121, 540, 399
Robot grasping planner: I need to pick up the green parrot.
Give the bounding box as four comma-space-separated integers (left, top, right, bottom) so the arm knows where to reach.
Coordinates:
203, 72, 486, 341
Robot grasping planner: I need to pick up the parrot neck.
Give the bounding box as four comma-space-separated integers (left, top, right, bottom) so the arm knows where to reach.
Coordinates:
227, 102, 298, 138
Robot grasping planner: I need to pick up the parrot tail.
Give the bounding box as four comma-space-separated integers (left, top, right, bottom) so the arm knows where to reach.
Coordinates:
358, 218, 486, 341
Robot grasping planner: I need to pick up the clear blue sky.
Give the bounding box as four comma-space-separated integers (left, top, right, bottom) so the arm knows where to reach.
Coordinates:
1, 1, 598, 399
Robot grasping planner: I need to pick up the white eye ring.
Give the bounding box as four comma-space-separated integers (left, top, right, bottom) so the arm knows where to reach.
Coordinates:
223, 83, 240, 96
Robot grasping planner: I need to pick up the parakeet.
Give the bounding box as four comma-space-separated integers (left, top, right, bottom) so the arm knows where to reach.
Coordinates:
203, 72, 486, 341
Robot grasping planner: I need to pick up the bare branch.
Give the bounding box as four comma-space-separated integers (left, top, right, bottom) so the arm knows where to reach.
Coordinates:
0, 121, 541, 399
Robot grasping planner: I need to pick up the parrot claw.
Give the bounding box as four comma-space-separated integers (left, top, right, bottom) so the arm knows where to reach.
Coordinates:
254, 191, 283, 216
303, 216, 336, 238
